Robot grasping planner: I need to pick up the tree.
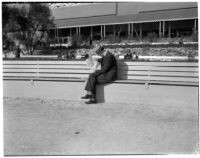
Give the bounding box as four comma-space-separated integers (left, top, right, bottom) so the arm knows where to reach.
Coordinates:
2, 3, 55, 55
25, 3, 55, 54
2, 4, 10, 33
2, 4, 19, 54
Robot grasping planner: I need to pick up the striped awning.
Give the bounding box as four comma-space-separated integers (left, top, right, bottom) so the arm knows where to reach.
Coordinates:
54, 7, 198, 28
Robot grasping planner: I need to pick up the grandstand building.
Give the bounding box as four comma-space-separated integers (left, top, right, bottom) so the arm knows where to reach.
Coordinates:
49, 2, 198, 43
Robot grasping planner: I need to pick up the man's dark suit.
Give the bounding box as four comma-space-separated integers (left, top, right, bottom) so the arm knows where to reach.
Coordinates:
85, 51, 118, 95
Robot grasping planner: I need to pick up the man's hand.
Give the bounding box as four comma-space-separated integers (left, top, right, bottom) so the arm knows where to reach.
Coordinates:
93, 70, 101, 78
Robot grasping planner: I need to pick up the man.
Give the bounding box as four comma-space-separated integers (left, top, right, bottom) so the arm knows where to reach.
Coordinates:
15, 45, 21, 59
81, 45, 118, 104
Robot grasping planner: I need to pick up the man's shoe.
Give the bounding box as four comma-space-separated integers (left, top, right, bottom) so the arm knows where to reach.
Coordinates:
81, 94, 92, 99
85, 99, 97, 104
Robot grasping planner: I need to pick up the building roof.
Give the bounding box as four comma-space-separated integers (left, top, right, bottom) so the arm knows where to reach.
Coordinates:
48, 3, 96, 9
54, 7, 198, 28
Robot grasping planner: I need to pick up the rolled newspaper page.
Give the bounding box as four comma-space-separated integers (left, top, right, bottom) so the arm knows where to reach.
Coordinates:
91, 61, 101, 73
85, 46, 101, 73
85, 55, 94, 68
85, 55, 101, 73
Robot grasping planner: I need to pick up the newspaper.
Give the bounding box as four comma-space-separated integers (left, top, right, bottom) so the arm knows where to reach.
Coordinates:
85, 55, 101, 73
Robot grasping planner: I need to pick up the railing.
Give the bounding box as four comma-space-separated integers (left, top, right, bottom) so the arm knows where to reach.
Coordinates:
3, 60, 199, 86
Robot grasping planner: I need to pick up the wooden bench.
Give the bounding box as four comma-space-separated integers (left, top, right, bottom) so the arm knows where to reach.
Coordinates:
3, 60, 198, 84
3, 60, 198, 105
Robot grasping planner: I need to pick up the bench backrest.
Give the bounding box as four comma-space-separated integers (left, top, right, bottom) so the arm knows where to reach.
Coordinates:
117, 61, 198, 83
3, 61, 89, 79
3, 60, 198, 84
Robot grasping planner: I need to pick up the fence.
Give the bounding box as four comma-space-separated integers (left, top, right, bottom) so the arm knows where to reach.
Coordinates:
3, 60, 199, 105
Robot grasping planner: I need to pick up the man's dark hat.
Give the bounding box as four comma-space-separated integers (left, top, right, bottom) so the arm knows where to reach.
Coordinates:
96, 45, 104, 54
100, 46, 104, 51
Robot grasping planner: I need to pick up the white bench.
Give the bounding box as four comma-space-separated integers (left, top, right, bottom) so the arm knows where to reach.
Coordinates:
3, 60, 198, 84
3, 60, 198, 106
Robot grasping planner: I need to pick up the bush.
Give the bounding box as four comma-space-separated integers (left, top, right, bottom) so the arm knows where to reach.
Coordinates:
3, 35, 15, 50
71, 34, 84, 47
107, 34, 122, 43
191, 32, 198, 42
146, 32, 158, 43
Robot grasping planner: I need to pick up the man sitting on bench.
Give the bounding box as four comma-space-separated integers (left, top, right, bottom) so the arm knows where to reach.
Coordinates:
81, 45, 118, 104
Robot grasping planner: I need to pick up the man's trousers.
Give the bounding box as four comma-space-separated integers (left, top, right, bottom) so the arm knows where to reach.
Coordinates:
85, 73, 112, 95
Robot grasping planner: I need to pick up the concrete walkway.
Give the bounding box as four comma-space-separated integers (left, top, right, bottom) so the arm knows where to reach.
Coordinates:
3, 97, 199, 156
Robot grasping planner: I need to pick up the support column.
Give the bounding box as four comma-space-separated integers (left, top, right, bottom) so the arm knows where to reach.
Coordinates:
140, 23, 142, 40
194, 19, 197, 33
163, 21, 165, 37
57, 28, 59, 42
101, 25, 103, 40
131, 23, 133, 38
79, 27, 81, 35
76, 27, 78, 34
104, 25, 106, 39
159, 21, 162, 37
168, 21, 171, 39
54, 28, 56, 43
128, 24, 130, 38
133, 25, 140, 40
57, 28, 60, 46
70, 28, 72, 37
91, 26, 93, 40
113, 25, 116, 39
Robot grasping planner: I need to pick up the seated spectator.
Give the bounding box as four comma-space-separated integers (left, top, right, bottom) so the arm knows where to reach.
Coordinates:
81, 45, 118, 104
15, 45, 21, 59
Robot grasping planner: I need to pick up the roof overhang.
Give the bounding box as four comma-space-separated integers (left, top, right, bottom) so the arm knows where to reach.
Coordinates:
54, 8, 198, 28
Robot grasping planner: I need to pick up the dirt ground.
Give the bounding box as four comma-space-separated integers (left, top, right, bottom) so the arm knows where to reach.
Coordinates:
3, 97, 199, 156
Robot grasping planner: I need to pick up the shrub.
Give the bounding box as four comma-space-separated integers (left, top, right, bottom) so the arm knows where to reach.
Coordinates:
3, 35, 15, 50
107, 34, 122, 43
71, 34, 84, 47
191, 32, 198, 42
146, 32, 158, 43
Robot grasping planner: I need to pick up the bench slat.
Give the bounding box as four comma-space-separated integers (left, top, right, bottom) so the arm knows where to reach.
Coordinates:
3, 65, 38, 69
119, 66, 198, 72
120, 75, 198, 82
4, 65, 197, 72
118, 61, 198, 67
3, 76, 198, 86
3, 76, 86, 81
4, 61, 198, 67
33, 73, 88, 78
3, 73, 88, 78
4, 69, 90, 73
119, 70, 198, 77
5, 72, 197, 82
112, 79, 198, 85
4, 69, 38, 73
3, 60, 86, 65
38, 65, 89, 69
4, 65, 89, 69
3, 73, 38, 77
6, 71, 196, 77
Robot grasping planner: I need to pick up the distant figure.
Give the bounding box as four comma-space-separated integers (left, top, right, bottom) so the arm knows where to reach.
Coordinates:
89, 37, 93, 45
81, 45, 118, 104
124, 49, 132, 59
178, 37, 183, 45
15, 45, 21, 59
